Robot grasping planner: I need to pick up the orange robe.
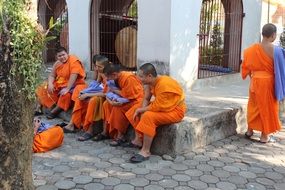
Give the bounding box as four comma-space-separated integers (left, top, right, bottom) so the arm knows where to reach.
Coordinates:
103, 72, 144, 138
241, 43, 281, 135
71, 77, 107, 129
36, 55, 86, 111
125, 76, 186, 138
33, 126, 64, 153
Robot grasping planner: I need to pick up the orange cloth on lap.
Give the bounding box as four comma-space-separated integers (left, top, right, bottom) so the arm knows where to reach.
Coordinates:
33, 126, 64, 153
36, 55, 86, 111
103, 72, 144, 138
241, 44, 281, 135
126, 76, 186, 137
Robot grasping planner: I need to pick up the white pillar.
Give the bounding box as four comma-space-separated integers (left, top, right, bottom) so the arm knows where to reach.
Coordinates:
66, 0, 92, 71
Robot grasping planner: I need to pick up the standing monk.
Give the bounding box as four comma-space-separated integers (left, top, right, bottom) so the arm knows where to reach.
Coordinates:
95, 64, 144, 145
63, 55, 109, 140
126, 63, 186, 163
36, 47, 86, 119
241, 23, 281, 143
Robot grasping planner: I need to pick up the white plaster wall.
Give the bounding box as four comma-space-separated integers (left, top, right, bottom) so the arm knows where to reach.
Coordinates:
66, 0, 92, 70
137, 0, 171, 67
241, 0, 262, 53
170, 0, 202, 87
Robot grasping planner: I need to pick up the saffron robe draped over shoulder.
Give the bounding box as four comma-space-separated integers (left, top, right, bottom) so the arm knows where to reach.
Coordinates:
103, 72, 144, 138
36, 55, 86, 111
241, 43, 281, 135
33, 126, 64, 153
125, 76, 186, 138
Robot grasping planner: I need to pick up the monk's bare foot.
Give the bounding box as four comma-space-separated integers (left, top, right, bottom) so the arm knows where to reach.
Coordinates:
63, 123, 75, 133
131, 140, 142, 147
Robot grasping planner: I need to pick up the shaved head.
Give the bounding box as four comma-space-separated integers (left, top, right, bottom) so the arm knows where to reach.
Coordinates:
139, 63, 157, 77
262, 23, 277, 38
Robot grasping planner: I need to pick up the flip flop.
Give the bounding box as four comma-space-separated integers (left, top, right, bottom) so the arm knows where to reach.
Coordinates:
93, 133, 109, 141
130, 153, 149, 163
109, 139, 126, 147
56, 122, 68, 128
122, 142, 142, 149
78, 132, 94, 141
46, 112, 57, 119
260, 136, 276, 143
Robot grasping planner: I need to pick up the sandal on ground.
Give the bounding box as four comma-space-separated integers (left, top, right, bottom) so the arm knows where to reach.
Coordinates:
129, 153, 149, 163
78, 132, 94, 141
122, 142, 142, 149
56, 122, 68, 128
63, 127, 77, 133
93, 133, 109, 141
259, 136, 276, 143
109, 138, 126, 147
245, 132, 253, 139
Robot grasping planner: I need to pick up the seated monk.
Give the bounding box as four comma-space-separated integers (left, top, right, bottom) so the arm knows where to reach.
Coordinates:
63, 55, 110, 141
36, 46, 86, 119
94, 64, 144, 145
33, 117, 64, 153
125, 63, 186, 163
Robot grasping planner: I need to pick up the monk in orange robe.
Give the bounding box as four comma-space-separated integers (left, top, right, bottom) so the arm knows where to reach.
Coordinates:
125, 63, 186, 163
36, 47, 86, 119
63, 55, 109, 140
241, 23, 281, 143
33, 117, 64, 153
94, 64, 144, 145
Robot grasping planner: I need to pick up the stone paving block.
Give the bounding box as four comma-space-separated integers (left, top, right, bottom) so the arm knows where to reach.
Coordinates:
193, 155, 210, 162
238, 171, 257, 179
274, 183, 285, 190
158, 179, 179, 188
185, 169, 203, 177
34, 170, 54, 177
246, 182, 266, 190
264, 171, 284, 180
218, 157, 235, 164
114, 184, 134, 190
216, 181, 236, 190
109, 158, 125, 164
130, 178, 149, 187
145, 173, 164, 181
207, 160, 225, 167
188, 180, 208, 189
113, 171, 136, 179
248, 166, 266, 174
101, 177, 121, 186
273, 166, 285, 174
55, 180, 76, 189
90, 170, 108, 179
170, 163, 189, 171
84, 183, 105, 190
227, 175, 247, 185
144, 184, 164, 190
52, 165, 71, 173
174, 186, 194, 190
182, 160, 200, 167
132, 167, 150, 175
197, 164, 215, 172
212, 170, 231, 178
157, 168, 176, 176
36, 185, 58, 190
33, 179, 47, 187
255, 177, 275, 186
200, 175, 219, 184
170, 174, 191, 182
94, 161, 112, 168
223, 165, 240, 173
174, 156, 186, 163
73, 175, 93, 184
62, 170, 81, 178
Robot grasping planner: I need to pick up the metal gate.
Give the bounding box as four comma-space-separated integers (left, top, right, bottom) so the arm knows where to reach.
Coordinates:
90, 0, 137, 70
38, 0, 69, 63
198, 0, 243, 78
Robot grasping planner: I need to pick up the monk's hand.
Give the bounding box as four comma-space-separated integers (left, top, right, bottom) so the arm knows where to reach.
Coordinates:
106, 97, 122, 106
133, 108, 146, 120
78, 93, 89, 100
59, 87, 69, 96
48, 83, 54, 93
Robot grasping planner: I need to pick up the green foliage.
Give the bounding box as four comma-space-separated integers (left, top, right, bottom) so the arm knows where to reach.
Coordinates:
201, 47, 223, 66
210, 22, 223, 49
127, 0, 137, 17
280, 28, 285, 49
1, 0, 46, 100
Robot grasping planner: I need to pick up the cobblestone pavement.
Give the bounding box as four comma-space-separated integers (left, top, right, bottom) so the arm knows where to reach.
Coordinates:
33, 121, 285, 190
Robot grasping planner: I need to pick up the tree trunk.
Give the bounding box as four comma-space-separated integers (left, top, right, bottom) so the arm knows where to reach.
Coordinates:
0, 13, 34, 190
